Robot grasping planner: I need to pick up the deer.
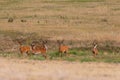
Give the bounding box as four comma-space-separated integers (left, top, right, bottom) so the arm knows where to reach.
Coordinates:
31, 40, 48, 59
15, 39, 31, 56
92, 42, 98, 57
57, 40, 69, 57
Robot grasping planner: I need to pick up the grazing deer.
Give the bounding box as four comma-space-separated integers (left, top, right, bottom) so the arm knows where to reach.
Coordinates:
57, 40, 69, 57
31, 40, 48, 58
92, 42, 98, 57
15, 39, 31, 55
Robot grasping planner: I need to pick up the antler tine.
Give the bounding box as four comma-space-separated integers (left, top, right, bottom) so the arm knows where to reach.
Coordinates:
41, 40, 47, 44
32, 40, 40, 45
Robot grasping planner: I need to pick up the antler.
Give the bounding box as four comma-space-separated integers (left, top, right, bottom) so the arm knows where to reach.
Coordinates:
42, 40, 47, 44
31, 40, 39, 46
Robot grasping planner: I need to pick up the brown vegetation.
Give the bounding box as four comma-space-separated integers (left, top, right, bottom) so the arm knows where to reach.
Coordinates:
0, 58, 120, 80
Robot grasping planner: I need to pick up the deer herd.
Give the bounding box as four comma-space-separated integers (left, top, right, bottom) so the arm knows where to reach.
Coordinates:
14, 39, 98, 59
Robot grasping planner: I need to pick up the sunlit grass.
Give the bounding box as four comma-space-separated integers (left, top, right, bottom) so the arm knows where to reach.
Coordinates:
0, 0, 120, 63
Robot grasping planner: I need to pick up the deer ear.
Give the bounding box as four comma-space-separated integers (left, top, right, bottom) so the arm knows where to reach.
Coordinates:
93, 40, 98, 45
57, 40, 60, 43
61, 39, 64, 43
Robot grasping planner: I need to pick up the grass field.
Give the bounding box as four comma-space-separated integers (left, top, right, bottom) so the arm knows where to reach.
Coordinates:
0, 0, 120, 41
0, 49, 120, 63
0, 0, 120, 80
0, 57, 120, 80
0, 0, 120, 62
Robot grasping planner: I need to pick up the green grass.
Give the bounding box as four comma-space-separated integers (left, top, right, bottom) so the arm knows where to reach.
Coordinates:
98, 55, 120, 63
29, 55, 46, 60
48, 51, 60, 59
0, 52, 22, 58
80, 57, 96, 62
69, 49, 90, 56
0, 49, 120, 63
63, 57, 76, 61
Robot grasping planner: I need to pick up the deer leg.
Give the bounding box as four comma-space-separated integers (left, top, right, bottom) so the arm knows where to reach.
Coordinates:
60, 53, 63, 57
42, 53, 47, 59
22, 52, 27, 56
94, 53, 96, 57
26, 51, 28, 55
64, 51, 67, 56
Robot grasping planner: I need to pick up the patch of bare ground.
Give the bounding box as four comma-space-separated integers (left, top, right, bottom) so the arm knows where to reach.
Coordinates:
0, 57, 120, 80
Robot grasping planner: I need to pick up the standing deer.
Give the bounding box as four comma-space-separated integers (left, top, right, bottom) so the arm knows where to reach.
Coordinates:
15, 39, 31, 55
92, 42, 98, 57
31, 40, 48, 59
57, 40, 69, 57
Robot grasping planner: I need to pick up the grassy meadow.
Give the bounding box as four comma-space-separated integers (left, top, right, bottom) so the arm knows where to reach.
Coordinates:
0, 0, 120, 62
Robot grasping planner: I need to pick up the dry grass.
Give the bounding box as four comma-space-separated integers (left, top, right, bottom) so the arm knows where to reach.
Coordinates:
0, 0, 120, 41
0, 0, 120, 53
0, 57, 120, 80
0, 1, 120, 79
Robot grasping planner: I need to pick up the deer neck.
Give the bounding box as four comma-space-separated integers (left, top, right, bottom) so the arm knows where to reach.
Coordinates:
31, 45, 35, 50
94, 45, 97, 49
59, 44, 63, 47
19, 44, 23, 47
44, 44, 48, 50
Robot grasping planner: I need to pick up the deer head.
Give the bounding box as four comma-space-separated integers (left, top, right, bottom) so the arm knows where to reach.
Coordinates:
57, 40, 64, 46
41, 40, 48, 50
93, 40, 98, 48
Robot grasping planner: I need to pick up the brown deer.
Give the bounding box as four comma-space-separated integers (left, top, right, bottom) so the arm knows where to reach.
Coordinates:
57, 40, 69, 57
15, 39, 31, 55
92, 42, 98, 57
31, 40, 48, 58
